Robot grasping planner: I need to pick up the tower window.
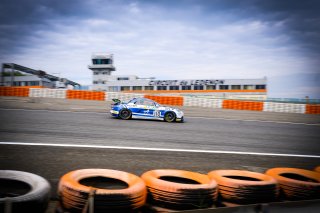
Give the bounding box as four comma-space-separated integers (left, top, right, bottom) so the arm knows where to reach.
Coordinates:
92, 59, 112, 64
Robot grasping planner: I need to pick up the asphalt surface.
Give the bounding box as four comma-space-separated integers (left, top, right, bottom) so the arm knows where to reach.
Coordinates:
0, 97, 320, 211
0, 108, 320, 155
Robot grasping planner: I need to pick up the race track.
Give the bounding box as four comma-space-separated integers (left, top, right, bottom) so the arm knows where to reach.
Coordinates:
0, 101, 320, 199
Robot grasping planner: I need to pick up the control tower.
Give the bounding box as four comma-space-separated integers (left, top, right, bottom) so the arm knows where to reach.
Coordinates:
89, 53, 116, 90
88, 53, 115, 74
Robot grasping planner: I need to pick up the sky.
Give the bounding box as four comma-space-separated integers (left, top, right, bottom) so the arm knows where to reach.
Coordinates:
0, 0, 319, 98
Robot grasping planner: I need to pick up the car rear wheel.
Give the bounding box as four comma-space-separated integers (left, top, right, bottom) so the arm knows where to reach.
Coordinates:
164, 112, 176, 122
119, 109, 132, 120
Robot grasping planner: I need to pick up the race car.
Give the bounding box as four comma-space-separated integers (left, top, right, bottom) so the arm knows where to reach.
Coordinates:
110, 97, 184, 122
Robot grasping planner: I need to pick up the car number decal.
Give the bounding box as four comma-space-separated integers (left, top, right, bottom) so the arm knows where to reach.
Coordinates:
154, 111, 161, 117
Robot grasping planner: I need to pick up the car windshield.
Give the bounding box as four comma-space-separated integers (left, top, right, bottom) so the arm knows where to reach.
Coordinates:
129, 98, 160, 107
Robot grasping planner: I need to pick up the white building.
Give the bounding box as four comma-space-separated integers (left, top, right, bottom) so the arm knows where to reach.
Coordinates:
89, 53, 267, 98
1, 63, 80, 88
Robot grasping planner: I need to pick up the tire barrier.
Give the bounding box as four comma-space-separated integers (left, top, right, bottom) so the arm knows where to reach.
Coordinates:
306, 104, 320, 114
0, 87, 29, 97
144, 95, 184, 106
141, 169, 218, 210
2, 168, 320, 212
66, 90, 105, 101
208, 170, 279, 205
0, 170, 51, 213
265, 168, 320, 201
222, 100, 263, 111
58, 169, 147, 213
315, 166, 320, 173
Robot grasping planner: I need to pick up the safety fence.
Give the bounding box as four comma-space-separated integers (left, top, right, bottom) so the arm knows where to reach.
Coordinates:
145, 95, 184, 106
0, 87, 29, 97
30, 88, 67, 99
1, 87, 320, 114
66, 90, 105, 101
1, 166, 319, 212
184, 97, 223, 108
306, 104, 320, 114
222, 100, 264, 111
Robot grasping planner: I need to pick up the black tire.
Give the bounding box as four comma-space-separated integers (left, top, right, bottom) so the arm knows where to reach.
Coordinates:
164, 112, 176, 122
0, 170, 51, 213
119, 108, 132, 120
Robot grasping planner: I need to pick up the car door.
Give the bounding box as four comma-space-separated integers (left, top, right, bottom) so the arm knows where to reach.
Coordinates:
143, 99, 156, 117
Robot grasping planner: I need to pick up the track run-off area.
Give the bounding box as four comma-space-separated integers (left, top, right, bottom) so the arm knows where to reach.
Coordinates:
0, 97, 320, 198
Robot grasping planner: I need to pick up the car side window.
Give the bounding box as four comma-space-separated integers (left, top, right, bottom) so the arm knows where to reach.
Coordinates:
144, 100, 155, 106
137, 99, 144, 105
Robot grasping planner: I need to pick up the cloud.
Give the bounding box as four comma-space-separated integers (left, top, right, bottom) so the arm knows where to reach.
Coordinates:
0, 0, 319, 98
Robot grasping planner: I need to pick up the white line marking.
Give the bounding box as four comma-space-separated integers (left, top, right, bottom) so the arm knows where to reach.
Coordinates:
0, 108, 319, 126
1, 142, 319, 158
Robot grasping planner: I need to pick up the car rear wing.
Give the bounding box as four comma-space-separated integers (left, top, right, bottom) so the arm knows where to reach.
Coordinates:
111, 99, 122, 107
112, 99, 121, 104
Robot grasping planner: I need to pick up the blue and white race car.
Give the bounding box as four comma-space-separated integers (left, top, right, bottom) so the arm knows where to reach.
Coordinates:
110, 97, 184, 122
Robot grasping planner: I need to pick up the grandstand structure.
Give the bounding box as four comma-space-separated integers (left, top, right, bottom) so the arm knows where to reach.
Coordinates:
89, 53, 267, 99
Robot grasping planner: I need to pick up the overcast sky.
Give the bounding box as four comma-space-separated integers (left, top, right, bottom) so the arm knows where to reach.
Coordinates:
0, 0, 319, 98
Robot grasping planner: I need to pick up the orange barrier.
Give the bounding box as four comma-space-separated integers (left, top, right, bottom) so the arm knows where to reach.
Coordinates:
266, 168, 320, 200
208, 170, 279, 204
58, 169, 147, 212
141, 169, 217, 210
144, 95, 183, 106
66, 90, 105, 101
0, 87, 29, 97
306, 104, 320, 114
222, 100, 263, 111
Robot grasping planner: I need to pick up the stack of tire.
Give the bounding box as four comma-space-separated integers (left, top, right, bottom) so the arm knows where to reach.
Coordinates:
208, 170, 279, 205
141, 169, 218, 210
0, 170, 51, 213
58, 169, 147, 213
266, 167, 320, 201
315, 166, 320, 173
